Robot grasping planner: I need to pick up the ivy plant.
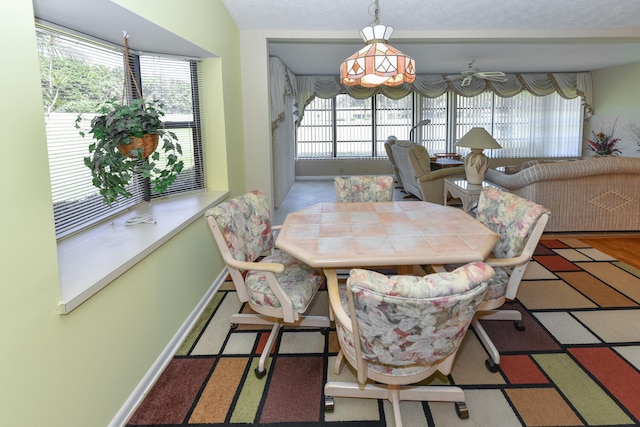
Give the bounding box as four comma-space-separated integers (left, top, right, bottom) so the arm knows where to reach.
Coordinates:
76, 98, 184, 205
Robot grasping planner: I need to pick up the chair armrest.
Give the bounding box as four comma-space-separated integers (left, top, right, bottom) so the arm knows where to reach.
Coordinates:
417, 167, 464, 183
431, 254, 531, 273
484, 254, 531, 268
325, 269, 352, 334
432, 252, 530, 271
225, 258, 285, 274
228, 255, 294, 322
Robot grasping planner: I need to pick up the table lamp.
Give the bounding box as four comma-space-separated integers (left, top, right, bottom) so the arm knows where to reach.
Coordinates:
455, 128, 502, 184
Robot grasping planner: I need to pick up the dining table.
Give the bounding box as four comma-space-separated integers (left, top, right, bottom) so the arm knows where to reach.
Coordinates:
275, 200, 499, 328
275, 201, 499, 275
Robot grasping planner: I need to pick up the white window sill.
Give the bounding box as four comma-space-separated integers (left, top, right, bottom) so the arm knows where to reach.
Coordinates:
56, 190, 229, 314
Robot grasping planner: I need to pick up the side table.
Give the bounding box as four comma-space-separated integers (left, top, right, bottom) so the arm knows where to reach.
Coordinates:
444, 177, 503, 213
431, 158, 464, 170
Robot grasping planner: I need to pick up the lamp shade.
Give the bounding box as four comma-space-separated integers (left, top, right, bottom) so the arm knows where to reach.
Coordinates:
455, 127, 502, 149
340, 24, 416, 88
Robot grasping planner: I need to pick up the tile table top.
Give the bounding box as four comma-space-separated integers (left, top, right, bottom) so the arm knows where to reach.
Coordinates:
275, 201, 498, 269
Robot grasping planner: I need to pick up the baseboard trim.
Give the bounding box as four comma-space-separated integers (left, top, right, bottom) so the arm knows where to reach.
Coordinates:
109, 268, 229, 427
296, 176, 334, 181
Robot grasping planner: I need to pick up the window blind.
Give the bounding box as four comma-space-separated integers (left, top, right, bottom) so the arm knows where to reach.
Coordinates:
419, 94, 448, 153
455, 92, 582, 158
336, 95, 373, 157
375, 95, 412, 157
139, 56, 204, 198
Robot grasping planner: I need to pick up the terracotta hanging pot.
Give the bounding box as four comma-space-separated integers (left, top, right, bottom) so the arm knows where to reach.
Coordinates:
117, 133, 159, 158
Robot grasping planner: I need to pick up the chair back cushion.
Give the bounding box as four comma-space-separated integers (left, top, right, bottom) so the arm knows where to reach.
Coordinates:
407, 141, 432, 175
384, 136, 398, 165
346, 262, 493, 367
476, 187, 550, 258
392, 141, 432, 176
205, 190, 273, 262
384, 136, 403, 187
334, 175, 394, 202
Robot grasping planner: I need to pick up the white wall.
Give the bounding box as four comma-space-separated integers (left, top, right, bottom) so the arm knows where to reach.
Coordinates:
239, 30, 273, 202
591, 63, 640, 158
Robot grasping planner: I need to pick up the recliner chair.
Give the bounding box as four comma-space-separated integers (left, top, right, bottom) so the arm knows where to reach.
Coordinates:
391, 139, 464, 203
384, 136, 404, 190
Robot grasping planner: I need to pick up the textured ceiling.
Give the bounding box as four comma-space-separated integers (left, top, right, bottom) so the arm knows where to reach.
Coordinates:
222, 0, 640, 31
223, 0, 640, 75
32, 0, 640, 75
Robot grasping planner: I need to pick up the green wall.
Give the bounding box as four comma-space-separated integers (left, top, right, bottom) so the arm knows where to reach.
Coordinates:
0, 1, 243, 425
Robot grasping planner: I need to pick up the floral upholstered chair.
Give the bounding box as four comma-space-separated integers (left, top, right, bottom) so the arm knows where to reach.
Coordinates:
334, 175, 394, 203
205, 190, 330, 378
434, 187, 550, 372
324, 262, 494, 425
334, 174, 396, 275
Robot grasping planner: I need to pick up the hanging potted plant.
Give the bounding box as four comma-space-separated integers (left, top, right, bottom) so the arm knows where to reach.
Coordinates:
74, 33, 184, 205
75, 97, 184, 205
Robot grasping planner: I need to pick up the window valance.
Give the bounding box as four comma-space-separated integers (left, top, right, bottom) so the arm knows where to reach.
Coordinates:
295, 72, 593, 124
270, 57, 297, 129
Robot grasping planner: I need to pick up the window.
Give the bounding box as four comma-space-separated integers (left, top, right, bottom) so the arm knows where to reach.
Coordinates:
449, 92, 583, 158
375, 95, 413, 157
336, 96, 372, 157
297, 91, 583, 159
138, 57, 204, 195
296, 97, 333, 158
419, 95, 448, 154
297, 94, 414, 158
37, 24, 204, 239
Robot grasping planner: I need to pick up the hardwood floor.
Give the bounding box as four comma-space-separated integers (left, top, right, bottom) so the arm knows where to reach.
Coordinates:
579, 236, 640, 269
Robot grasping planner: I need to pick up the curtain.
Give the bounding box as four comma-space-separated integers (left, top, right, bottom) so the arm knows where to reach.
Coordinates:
269, 57, 298, 207
296, 73, 593, 125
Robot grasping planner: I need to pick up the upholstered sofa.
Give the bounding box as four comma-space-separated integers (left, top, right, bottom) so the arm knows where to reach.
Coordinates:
485, 156, 640, 232
388, 138, 464, 204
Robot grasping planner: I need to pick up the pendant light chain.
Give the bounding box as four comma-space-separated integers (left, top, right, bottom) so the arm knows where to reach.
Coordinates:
371, 0, 380, 25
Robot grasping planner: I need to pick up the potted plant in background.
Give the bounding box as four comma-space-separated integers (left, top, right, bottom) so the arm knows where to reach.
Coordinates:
586, 120, 622, 156
76, 97, 184, 205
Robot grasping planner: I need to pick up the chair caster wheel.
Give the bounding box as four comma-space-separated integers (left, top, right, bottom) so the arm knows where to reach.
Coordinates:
514, 320, 525, 331
320, 327, 329, 336
455, 402, 469, 419
485, 358, 499, 373
230, 323, 238, 330
324, 396, 335, 412
255, 367, 267, 379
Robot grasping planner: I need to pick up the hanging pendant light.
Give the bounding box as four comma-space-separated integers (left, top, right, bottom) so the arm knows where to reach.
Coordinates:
340, 0, 416, 88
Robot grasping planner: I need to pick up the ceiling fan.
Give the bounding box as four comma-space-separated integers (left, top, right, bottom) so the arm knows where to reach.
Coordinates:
446, 60, 508, 87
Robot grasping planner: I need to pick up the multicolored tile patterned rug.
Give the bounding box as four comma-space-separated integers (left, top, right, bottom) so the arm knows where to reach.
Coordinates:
126, 238, 640, 426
